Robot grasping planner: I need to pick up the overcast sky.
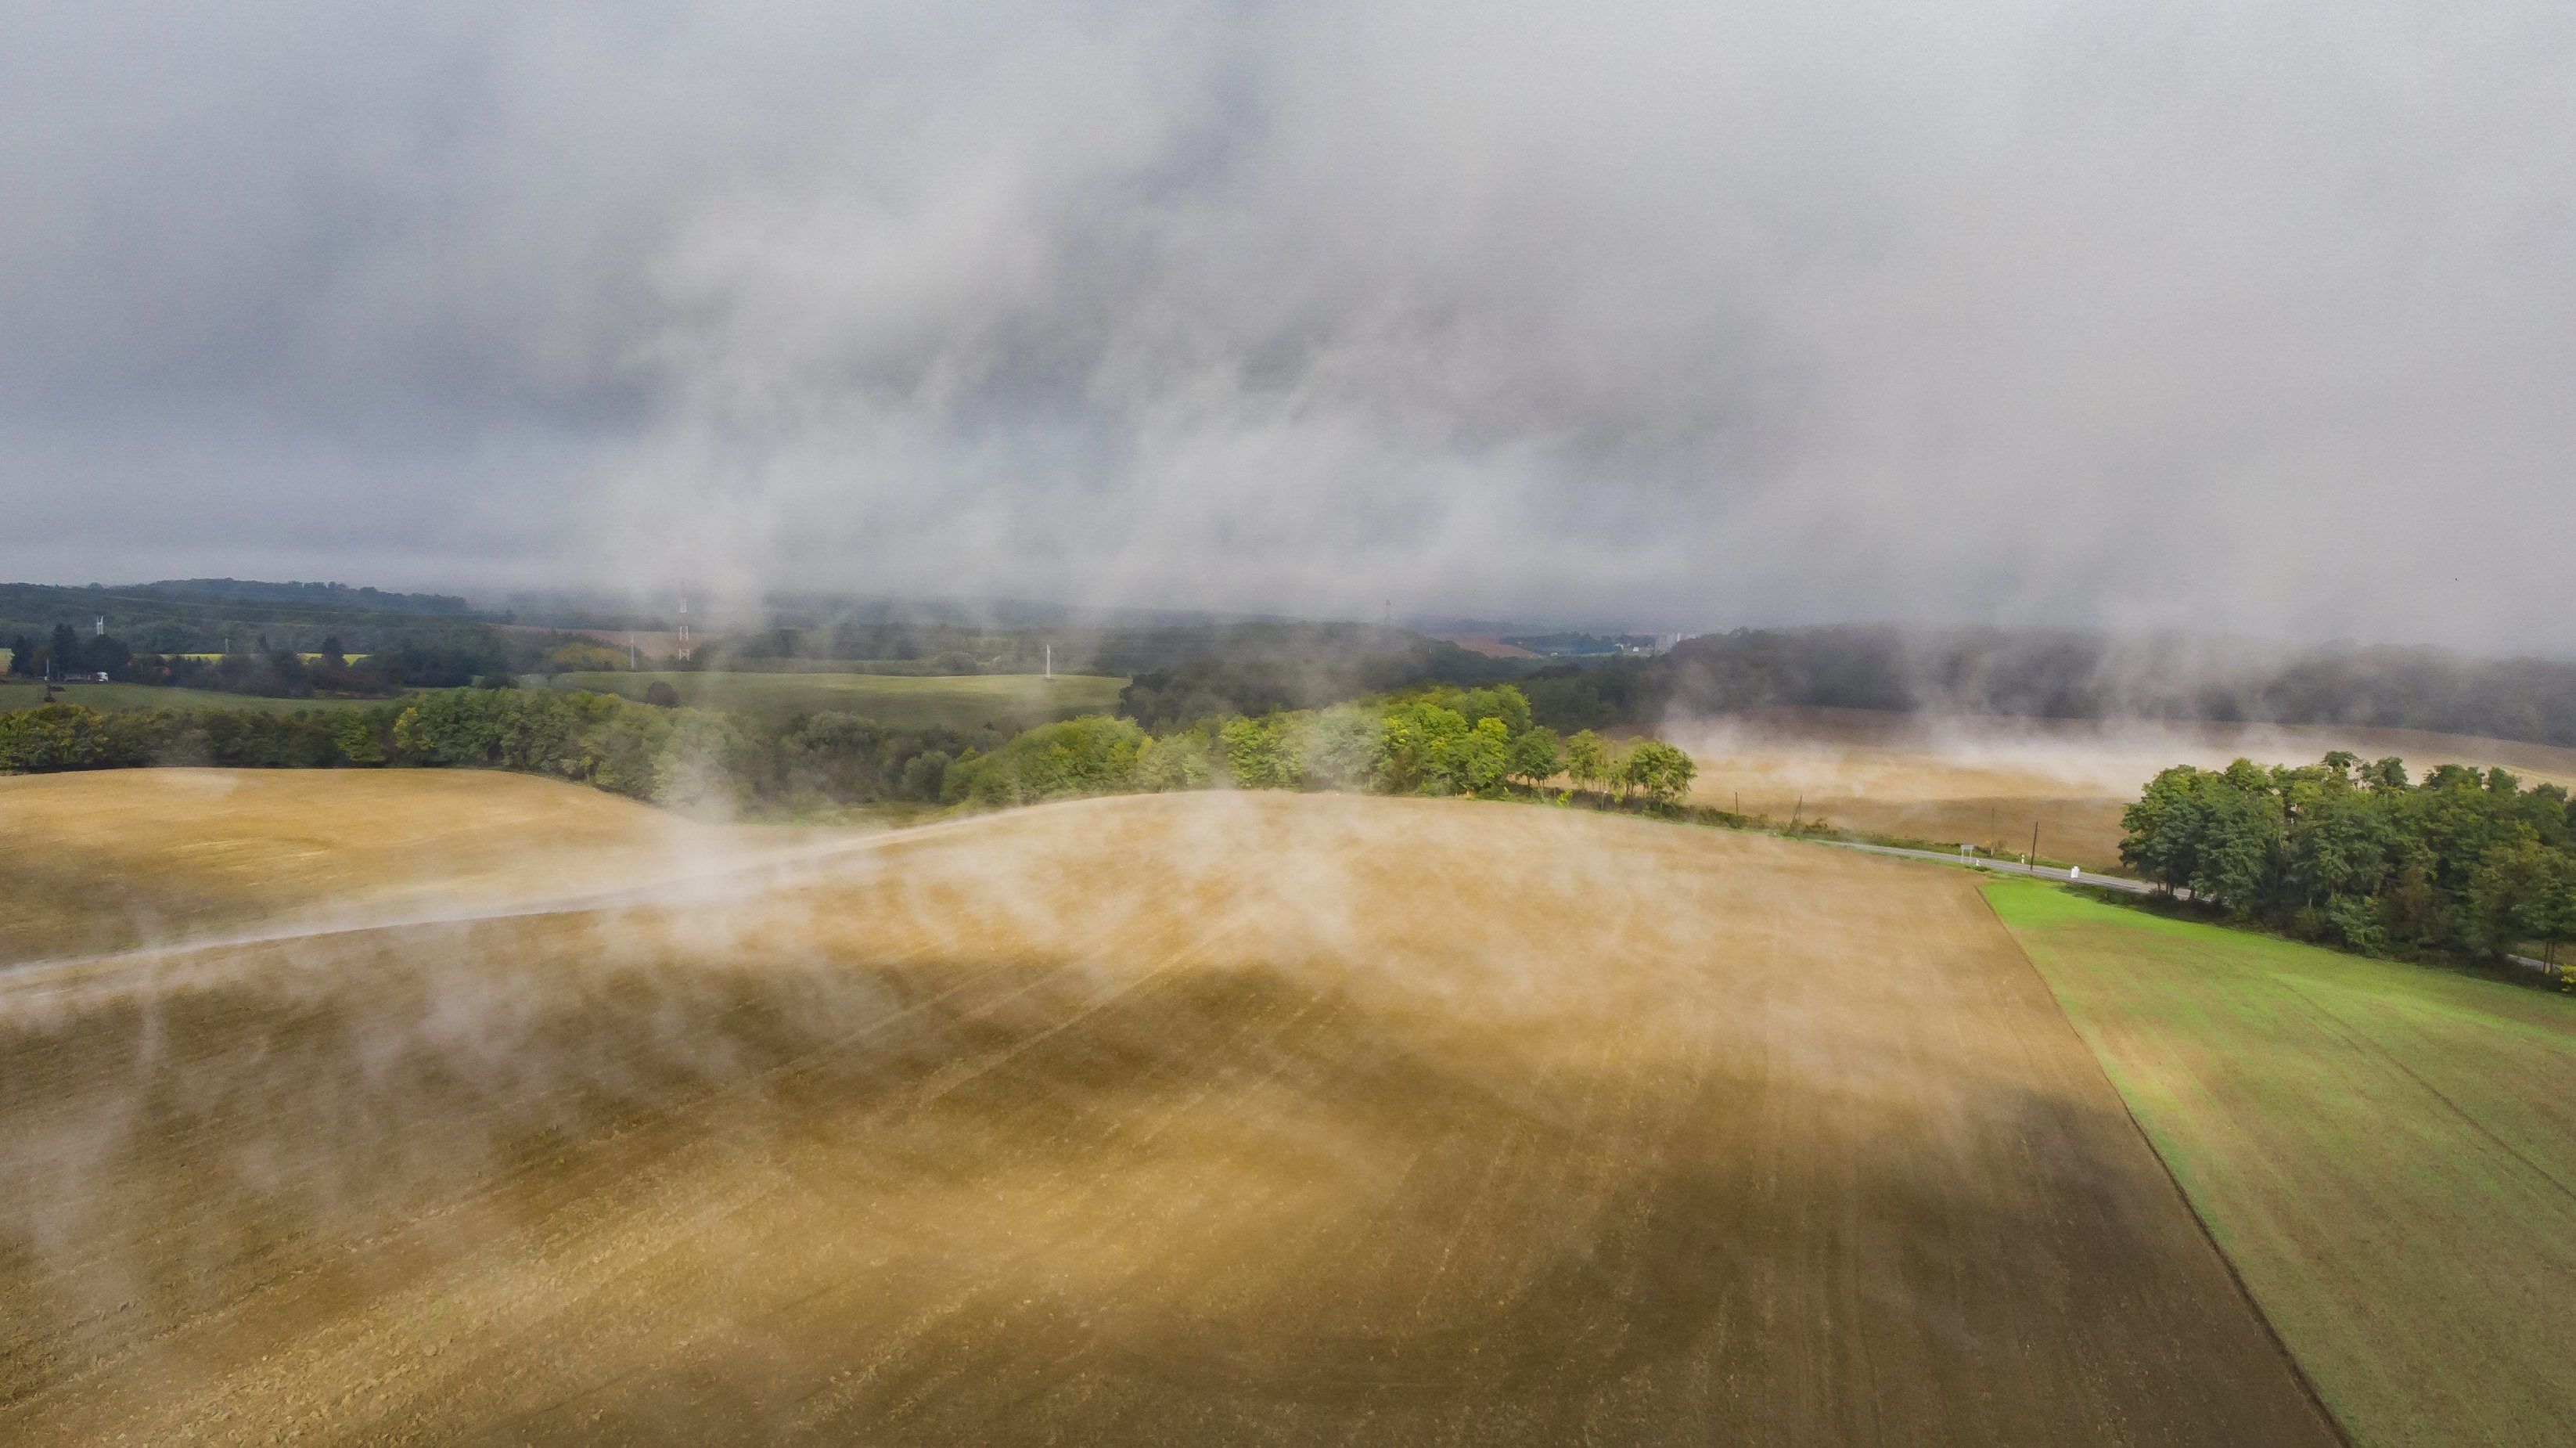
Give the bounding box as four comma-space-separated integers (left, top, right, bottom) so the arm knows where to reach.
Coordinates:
2, 2, 2571, 647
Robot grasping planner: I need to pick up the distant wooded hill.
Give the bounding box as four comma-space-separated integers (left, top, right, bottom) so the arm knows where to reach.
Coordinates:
1537, 627, 2576, 748
0, 580, 491, 655
131, 578, 473, 614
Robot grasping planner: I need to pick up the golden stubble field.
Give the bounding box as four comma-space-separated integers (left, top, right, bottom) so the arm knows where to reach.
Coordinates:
0, 772, 2335, 1443
1666, 707, 2576, 872
0, 769, 837, 966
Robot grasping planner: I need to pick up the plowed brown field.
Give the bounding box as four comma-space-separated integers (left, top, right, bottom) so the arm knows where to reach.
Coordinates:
0, 774, 2335, 1443
0, 769, 771, 964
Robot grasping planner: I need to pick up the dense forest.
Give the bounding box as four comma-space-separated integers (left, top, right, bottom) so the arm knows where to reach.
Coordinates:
20, 578, 2576, 755
1545, 626, 2576, 748
0, 690, 982, 812
0, 579, 488, 655
0, 684, 1696, 819
949, 686, 1692, 809
2120, 752, 2576, 967
4, 621, 542, 696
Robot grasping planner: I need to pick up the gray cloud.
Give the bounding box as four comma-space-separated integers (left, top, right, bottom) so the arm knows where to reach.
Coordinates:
2, 1, 2572, 647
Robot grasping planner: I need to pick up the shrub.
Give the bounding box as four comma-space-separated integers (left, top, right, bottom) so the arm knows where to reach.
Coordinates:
945, 715, 1148, 805
1220, 714, 1304, 789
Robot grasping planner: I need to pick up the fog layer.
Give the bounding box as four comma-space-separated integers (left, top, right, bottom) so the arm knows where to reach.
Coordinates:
3, 2, 2571, 647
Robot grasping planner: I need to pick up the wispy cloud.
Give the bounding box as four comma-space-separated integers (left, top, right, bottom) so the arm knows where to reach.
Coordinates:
3, 2, 2570, 648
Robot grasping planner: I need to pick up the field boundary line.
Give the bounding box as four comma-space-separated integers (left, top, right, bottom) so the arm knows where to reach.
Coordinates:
1976, 884, 2355, 1448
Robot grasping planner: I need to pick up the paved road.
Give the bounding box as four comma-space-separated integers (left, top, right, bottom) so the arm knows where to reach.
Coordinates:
1819, 840, 2158, 895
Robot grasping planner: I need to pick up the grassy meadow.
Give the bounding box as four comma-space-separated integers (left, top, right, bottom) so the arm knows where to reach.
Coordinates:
1987, 878, 2576, 1446
545, 669, 1126, 729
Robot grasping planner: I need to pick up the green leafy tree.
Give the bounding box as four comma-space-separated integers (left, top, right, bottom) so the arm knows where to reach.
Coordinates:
1621, 740, 1697, 809
1135, 729, 1219, 791
1300, 704, 1383, 791
2190, 764, 2288, 914
944, 715, 1147, 805
1430, 716, 1512, 796
1452, 686, 1533, 737
1602, 740, 1638, 802
2466, 839, 2576, 959
900, 749, 953, 800
779, 711, 887, 800
2120, 765, 2211, 892
1220, 713, 1304, 788
1506, 726, 1562, 786
331, 713, 387, 765
1563, 729, 1610, 794
1378, 701, 1471, 793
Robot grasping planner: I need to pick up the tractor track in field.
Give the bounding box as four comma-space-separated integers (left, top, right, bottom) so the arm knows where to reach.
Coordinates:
0, 786, 2341, 1444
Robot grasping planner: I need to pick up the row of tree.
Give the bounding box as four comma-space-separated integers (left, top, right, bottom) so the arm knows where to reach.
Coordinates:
0, 692, 977, 811
2119, 751, 2576, 963
0, 683, 1700, 823
5, 625, 132, 681
945, 686, 1696, 810
2, 623, 569, 697
1524, 625, 2576, 753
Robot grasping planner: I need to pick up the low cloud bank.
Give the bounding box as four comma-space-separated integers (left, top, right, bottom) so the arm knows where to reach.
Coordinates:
5, 3, 2574, 650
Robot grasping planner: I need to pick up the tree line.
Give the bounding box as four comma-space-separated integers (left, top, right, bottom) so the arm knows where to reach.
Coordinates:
2120, 751, 2576, 967
1537, 625, 2576, 752
0, 579, 492, 657
4, 622, 604, 697
0, 690, 974, 812
0, 683, 1700, 820
945, 686, 1696, 810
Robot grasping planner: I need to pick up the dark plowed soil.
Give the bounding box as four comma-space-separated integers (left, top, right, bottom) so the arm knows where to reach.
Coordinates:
0, 789, 2336, 1444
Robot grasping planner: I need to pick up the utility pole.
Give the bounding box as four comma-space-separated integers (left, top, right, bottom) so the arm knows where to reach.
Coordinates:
2029, 822, 2039, 869
1044, 642, 1052, 680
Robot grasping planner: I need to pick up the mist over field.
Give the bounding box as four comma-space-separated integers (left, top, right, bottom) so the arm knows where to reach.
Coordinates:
0, 783, 2348, 1441
4, 2, 2574, 651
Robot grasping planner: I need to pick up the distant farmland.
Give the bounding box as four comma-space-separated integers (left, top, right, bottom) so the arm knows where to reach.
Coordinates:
1989, 879, 2576, 1446
0, 780, 2333, 1443
1671, 707, 2576, 872
545, 669, 1126, 729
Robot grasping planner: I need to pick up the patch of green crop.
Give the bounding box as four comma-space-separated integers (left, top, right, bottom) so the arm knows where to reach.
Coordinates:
1986, 878, 2576, 1447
